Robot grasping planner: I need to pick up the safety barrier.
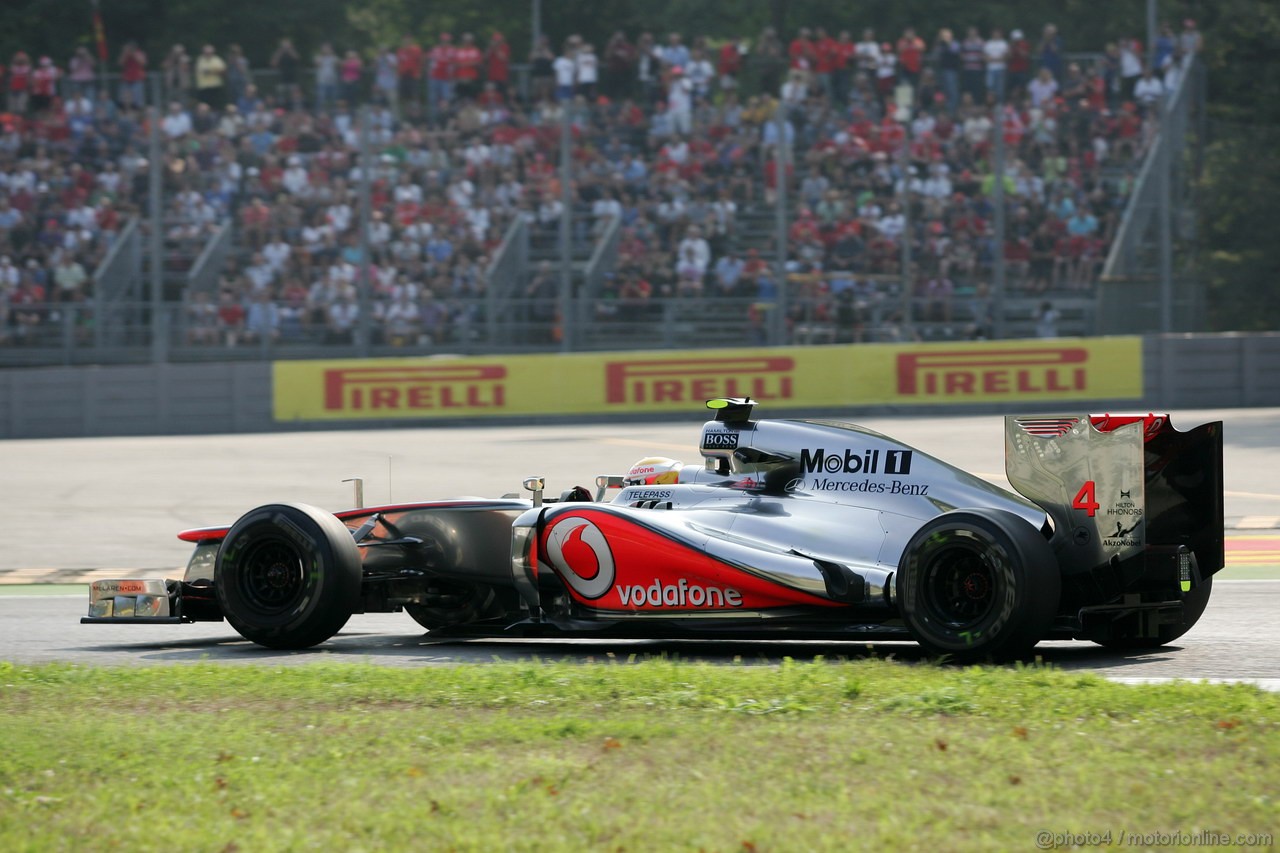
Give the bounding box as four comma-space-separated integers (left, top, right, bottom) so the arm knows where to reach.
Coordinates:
1, 334, 1276, 438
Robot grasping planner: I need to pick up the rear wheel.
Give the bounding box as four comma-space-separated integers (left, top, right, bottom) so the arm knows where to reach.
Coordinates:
897, 509, 1059, 662
215, 503, 362, 649
1093, 575, 1214, 650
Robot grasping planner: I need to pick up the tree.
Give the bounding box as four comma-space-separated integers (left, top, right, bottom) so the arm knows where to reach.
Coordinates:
1192, 0, 1280, 330
1200, 125, 1280, 330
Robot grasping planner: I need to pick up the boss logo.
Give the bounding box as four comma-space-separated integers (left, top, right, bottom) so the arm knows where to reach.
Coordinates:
701, 431, 739, 450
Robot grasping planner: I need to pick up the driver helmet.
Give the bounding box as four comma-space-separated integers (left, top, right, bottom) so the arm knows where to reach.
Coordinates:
624, 456, 683, 486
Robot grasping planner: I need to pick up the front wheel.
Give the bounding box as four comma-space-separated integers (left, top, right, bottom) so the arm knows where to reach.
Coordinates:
215, 503, 362, 649
897, 509, 1060, 662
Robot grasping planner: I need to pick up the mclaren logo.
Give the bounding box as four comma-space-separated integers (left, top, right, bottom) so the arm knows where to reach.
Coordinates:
544, 517, 615, 599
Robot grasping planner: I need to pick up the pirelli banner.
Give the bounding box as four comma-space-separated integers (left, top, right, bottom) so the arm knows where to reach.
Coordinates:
272, 338, 1143, 422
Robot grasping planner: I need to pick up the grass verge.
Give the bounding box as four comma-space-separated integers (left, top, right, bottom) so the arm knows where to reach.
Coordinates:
1, 659, 1277, 852
0, 585, 87, 596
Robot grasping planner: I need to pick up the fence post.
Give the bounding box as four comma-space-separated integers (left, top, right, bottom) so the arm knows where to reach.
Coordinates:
148, 102, 166, 363
1157, 97, 1174, 333
559, 103, 573, 352
772, 104, 788, 347
992, 103, 1008, 339
357, 105, 374, 355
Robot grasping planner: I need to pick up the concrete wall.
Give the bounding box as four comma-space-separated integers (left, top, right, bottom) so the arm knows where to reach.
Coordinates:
1144, 334, 1280, 408
2, 334, 1277, 439
0, 362, 273, 439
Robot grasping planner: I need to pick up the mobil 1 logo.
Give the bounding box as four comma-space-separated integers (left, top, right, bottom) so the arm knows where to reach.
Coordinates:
800, 448, 914, 475
792, 447, 927, 495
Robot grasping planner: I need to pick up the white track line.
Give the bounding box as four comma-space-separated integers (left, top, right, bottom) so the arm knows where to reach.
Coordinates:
1108, 677, 1280, 692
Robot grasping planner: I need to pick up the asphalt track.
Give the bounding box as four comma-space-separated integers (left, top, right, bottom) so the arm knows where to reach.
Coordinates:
3, 406, 1279, 685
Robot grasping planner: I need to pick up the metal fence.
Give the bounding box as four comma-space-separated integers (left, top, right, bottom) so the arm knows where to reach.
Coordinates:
1098, 55, 1204, 333
187, 221, 235, 294
0, 286, 1101, 368
484, 215, 530, 344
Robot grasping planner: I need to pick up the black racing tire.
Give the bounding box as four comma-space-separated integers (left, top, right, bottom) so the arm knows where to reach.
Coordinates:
404, 582, 496, 631
1093, 575, 1214, 650
897, 509, 1060, 662
215, 503, 362, 649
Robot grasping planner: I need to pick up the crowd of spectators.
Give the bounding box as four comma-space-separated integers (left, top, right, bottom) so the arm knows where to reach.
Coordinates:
0, 17, 1202, 348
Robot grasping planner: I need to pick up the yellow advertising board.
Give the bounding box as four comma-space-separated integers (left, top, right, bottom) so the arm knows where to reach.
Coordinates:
272, 338, 1143, 422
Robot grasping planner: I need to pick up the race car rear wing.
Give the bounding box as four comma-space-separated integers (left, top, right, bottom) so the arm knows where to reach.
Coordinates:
1005, 414, 1223, 579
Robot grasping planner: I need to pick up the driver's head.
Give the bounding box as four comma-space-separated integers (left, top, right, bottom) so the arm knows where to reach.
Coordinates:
624, 456, 683, 486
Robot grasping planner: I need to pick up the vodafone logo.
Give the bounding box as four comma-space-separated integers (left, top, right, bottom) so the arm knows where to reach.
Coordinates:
544, 517, 615, 599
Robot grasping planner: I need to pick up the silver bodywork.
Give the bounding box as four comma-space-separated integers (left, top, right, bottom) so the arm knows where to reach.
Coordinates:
517, 417, 1050, 611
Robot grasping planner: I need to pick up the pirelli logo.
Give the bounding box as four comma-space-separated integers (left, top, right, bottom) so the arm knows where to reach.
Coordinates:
605, 356, 795, 405
323, 365, 507, 411
897, 348, 1089, 397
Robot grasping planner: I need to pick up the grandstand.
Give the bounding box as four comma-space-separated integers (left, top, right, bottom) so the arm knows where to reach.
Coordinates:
0, 23, 1202, 365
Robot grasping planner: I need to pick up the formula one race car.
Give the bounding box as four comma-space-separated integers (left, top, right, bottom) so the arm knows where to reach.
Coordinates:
83, 400, 1224, 661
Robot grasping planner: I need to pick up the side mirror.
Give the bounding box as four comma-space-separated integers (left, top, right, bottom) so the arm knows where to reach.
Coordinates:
594, 474, 627, 502
522, 476, 546, 507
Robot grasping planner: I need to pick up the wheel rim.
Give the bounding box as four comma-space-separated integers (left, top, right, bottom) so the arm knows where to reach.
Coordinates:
236, 536, 307, 615
919, 542, 998, 630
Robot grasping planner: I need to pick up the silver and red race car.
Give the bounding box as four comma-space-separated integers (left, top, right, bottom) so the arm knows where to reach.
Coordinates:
83, 399, 1224, 660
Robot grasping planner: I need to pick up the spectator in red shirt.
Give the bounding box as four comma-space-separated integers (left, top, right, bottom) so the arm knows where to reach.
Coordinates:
832, 30, 855, 104
11, 276, 46, 341
789, 27, 817, 78
896, 27, 925, 88
428, 33, 455, 121
240, 197, 272, 247
216, 289, 246, 346
339, 50, 363, 106
741, 247, 770, 284
717, 39, 742, 95
477, 80, 505, 108
8, 51, 32, 114
118, 42, 147, 110
396, 35, 425, 110
29, 56, 60, 115
1004, 234, 1032, 286
789, 207, 821, 246
453, 33, 483, 100
811, 27, 837, 101
484, 31, 511, 94
1007, 29, 1033, 99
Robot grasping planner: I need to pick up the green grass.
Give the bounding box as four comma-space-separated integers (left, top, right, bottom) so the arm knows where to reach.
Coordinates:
0, 585, 86, 596
0, 660, 1277, 851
